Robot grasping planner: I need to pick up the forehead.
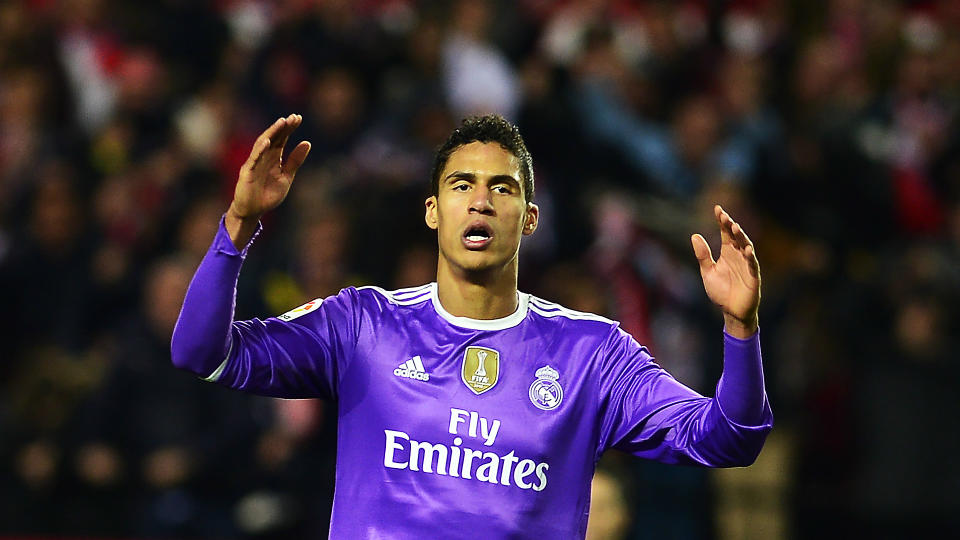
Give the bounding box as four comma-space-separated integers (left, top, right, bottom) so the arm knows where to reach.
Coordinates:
441, 141, 521, 181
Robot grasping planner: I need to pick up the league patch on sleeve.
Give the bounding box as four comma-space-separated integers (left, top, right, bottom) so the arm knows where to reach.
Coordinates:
278, 298, 323, 321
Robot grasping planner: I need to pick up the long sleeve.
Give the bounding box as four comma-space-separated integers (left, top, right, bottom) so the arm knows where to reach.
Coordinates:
716, 330, 767, 426
170, 215, 261, 379
596, 326, 773, 467
171, 216, 361, 400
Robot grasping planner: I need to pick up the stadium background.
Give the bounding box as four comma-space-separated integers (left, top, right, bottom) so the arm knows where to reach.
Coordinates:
1, 0, 958, 538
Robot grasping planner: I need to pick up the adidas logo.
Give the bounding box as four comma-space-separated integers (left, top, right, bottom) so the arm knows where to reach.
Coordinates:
394, 356, 430, 381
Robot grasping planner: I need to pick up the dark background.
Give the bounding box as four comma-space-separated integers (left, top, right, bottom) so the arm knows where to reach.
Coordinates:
1, 0, 958, 538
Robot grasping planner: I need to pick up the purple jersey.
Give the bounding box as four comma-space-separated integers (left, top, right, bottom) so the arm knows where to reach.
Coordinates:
172, 219, 773, 539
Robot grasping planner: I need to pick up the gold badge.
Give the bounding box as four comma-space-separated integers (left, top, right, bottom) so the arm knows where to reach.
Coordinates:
461, 346, 500, 395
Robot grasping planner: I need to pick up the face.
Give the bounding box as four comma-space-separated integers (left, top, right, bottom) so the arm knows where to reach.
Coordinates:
425, 141, 538, 277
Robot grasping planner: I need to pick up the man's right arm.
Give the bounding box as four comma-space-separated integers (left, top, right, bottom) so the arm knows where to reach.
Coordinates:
170, 215, 356, 399
225, 206, 262, 249
171, 114, 332, 395
226, 113, 311, 247
170, 215, 259, 380
170, 113, 309, 374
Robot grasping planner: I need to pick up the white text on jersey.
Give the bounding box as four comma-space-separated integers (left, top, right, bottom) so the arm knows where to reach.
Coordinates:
382, 408, 549, 492
394, 355, 430, 381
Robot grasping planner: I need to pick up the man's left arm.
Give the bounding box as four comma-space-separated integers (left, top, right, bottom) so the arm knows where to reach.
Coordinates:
691, 204, 766, 426
596, 205, 772, 466
596, 325, 772, 468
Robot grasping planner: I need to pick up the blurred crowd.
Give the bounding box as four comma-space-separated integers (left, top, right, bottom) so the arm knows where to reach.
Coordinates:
1, 0, 959, 538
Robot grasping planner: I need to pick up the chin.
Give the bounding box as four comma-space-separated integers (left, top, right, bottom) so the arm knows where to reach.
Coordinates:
439, 240, 519, 277
460, 250, 519, 275
442, 251, 498, 275
459, 257, 499, 274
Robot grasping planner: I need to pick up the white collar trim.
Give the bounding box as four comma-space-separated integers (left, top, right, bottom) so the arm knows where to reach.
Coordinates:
430, 282, 529, 330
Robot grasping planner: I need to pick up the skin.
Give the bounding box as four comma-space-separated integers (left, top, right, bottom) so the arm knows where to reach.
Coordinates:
226, 114, 311, 246
691, 205, 761, 338
227, 115, 759, 336
424, 141, 539, 319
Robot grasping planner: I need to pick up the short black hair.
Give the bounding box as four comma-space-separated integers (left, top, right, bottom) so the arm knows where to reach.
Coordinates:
430, 114, 534, 202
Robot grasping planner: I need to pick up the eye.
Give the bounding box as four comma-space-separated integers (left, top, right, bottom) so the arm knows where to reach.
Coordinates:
493, 185, 512, 194
452, 183, 469, 191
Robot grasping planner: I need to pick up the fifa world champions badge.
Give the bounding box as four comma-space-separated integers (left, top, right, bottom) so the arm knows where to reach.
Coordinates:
462, 346, 500, 395
529, 366, 563, 410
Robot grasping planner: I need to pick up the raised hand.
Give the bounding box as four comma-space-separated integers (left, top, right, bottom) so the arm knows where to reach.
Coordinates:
226, 114, 311, 246
691, 205, 761, 338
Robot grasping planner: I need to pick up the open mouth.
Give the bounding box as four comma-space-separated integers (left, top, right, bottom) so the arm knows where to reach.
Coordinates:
462, 222, 493, 250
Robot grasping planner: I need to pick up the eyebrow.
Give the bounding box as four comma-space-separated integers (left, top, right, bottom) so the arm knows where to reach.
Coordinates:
444, 171, 521, 189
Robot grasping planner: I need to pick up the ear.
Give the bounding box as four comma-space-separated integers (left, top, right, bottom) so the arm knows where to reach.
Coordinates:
425, 195, 439, 230
522, 202, 539, 236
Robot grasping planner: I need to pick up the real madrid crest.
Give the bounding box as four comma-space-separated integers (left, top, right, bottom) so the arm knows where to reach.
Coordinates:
529, 365, 563, 410
461, 346, 500, 395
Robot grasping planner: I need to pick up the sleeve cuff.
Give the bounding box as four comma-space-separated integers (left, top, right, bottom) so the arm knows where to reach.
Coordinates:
717, 327, 769, 428
212, 214, 262, 258
722, 327, 759, 345
201, 338, 233, 382
721, 328, 761, 372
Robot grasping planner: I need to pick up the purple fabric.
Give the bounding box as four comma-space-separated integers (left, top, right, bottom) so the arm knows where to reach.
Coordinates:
171, 216, 260, 379
171, 218, 773, 539
717, 330, 767, 426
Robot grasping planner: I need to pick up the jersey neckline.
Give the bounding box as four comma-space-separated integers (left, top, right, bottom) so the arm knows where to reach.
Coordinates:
429, 282, 530, 331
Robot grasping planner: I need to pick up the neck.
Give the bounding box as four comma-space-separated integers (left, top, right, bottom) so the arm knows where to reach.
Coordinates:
435, 257, 519, 320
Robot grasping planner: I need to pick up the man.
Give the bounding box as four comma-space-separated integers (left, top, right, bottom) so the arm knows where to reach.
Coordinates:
172, 113, 772, 538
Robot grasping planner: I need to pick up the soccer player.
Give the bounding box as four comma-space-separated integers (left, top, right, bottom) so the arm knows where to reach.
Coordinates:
172, 113, 772, 538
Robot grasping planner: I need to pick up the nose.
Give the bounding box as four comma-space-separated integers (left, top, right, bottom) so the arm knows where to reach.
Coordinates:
468, 187, 494, 215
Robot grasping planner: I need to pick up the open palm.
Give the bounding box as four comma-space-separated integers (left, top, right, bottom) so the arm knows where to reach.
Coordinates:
230, 114, 311, 219
691, 205, 761, 336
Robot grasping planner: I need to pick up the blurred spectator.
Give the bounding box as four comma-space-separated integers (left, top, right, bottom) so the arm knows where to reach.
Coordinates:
69, 257, 262, 537
0, 166, 95, 357
443, 0, 521, 119
570, 27, 756, 200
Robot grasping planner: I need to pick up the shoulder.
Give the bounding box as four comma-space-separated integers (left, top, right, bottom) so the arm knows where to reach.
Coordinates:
525, 294, 620, 337
523, 295, 649, 369
526, 294, 616, 325
353, 283, 434, 309
274, 284, 432, 321
272, 284, 434, 331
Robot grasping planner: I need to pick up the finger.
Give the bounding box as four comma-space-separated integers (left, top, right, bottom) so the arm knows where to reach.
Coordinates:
262, 116, 288, 145
743, 243, 761, 278
730, 220, 753, 250
274, 113, 302, 149
277, 116, 302, 158
272, 113, 302, 150
244, 117, 287, 169
717, 204, 752, 250
244, 135, 272, 171
282, 140, 312, 178
691, 233, 715, 274
715, 205, 734, 245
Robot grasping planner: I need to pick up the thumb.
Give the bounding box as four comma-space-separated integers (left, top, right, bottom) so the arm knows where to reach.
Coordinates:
691, 234, 715, 273
282, 141, 312, 178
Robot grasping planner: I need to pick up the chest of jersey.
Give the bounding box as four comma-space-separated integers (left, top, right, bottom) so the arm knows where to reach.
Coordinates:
337, 306, 603, 496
